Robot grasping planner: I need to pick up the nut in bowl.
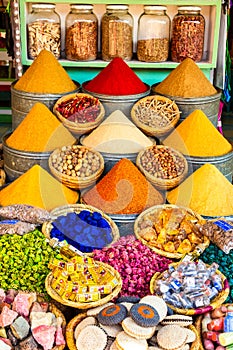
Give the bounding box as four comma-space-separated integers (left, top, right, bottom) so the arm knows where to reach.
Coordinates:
134, 204, 210, 259
131, 94, 180, 138
53, 92, 105, 136
48, 145, 105, 190
136, 145, 188, 190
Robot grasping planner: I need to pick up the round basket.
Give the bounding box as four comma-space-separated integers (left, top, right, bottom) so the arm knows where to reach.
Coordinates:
134, 204, 210, 260
48, 145, 105, 190
42, 203, 120, 254
150, 262, 230, 316
131, 95, 180, 138
66, 312, 87, 350
45, 260, 122, 309
53, 93, 105, 136
136, 145, 188, 191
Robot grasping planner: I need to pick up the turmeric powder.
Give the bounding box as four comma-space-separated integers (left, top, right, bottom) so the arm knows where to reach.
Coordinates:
167, 163, 233, 217
14, 50, 78, 93
163, 109, 232, 157
82, 158, 164, 214
6, 102, 76, 152
153, 58, 218, 98
0, 164, 79, 211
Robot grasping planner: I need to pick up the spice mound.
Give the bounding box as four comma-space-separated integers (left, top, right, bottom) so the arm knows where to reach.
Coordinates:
163, 109, 233, 157
134, 205, 208, 258
0, 289, 66, 349
83, 57, 149, 95
82, 158, 165, 215
131, 95, 180, 137
151, 260, 227, 311
0, 164, 79, 211
54, 93, 103, 123
14, 49, 78, 94
47, 254, 121, 305
5, 102, 76, 152
167, 164, 233, 217
153, 58, 218, 98
49, 145, 104, 189
81, 110, 153, 154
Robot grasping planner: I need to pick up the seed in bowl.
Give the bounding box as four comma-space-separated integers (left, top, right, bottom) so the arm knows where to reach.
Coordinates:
139, 146, 185, 179
50, 145, 101, 178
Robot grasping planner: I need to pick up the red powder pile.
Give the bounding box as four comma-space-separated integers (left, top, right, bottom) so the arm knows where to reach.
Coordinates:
83, 57, 148, 95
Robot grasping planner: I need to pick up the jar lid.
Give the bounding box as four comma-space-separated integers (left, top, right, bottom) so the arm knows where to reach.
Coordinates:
178, 6, 201, 11
32, 3, 56, 9
70, 4, 93, 10
106, 4, 129, 10
144, 5, 167, 11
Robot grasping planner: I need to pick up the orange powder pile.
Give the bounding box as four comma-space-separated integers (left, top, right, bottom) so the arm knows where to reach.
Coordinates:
14, 50, 78, 93
153, 58, 218, 98
82, 158, 164, 214
0, 165, 78, 211
163, 109, 232, 157
167, 163, 233, 217
6, 102, 76, 152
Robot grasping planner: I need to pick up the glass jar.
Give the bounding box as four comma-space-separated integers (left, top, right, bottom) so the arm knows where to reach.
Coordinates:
101, 4, 133, 61
171, 6, 205, 62
65, 4, 98, 61
27, 3, 61, 59
137, 6, 170, 62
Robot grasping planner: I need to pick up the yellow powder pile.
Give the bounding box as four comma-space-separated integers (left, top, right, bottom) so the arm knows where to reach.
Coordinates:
153, 58, 218, 98
163, 109, 232, 157
82, 110, 153, 153
6, 102, 76, 152
14, 50, 78, 93
0, 165, 79, 211
167, 163, 233, 217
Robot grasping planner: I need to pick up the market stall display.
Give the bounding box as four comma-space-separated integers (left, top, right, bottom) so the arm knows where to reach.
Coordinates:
136, 145, 188, 190
48, 145, 104, 190
42, 204, 120, 253
53, 93, 105, 136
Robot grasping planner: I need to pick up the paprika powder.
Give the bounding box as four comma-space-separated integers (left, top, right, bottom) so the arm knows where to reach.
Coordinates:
83, 57, 148, 95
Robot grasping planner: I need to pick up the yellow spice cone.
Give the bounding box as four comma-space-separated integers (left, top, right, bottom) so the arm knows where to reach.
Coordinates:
0, 164, 79, 211
167, 163, 233, 217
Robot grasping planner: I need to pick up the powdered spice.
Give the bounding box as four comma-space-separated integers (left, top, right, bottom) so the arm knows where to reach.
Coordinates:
0, 165, 79, 211
6, 102, 76, 152
153, 58, 218, 98
14, 49, 78, 94
82, 158, 164, 214
167, 163, 233, 217
83, 57, 148, 95
163, 109, 232, 157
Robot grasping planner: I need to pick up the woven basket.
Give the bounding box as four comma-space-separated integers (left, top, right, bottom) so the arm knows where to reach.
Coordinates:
150, 262, 230, 316
66, 312, 87, 350
42, 203, 120, 255
53, 93, 105, 136
131, 95, 180, 138
48, 145, 105, 190
45, 260, 122, 309
136, 145, 188, 190
194, 303, 233, 350
134, 204, 210, 260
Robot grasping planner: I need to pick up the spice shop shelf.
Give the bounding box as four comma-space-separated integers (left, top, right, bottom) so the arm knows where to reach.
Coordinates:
17, 0, 222, 84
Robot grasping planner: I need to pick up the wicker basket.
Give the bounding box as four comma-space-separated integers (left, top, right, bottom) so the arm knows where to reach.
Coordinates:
66, 312, 87, 350
65, 313, 200, 350
150, 262, 230, 316
136, 145, 188, 190
45, 260, 122, 309
131, 95, 180, 138
42, 203, 120, 254
48, 145, 105, 190
53, 93, 105, 136
134, 204, 210, 260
